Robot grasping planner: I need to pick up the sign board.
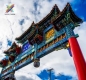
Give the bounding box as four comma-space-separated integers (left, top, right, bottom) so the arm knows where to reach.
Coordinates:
45, 28, 55, 40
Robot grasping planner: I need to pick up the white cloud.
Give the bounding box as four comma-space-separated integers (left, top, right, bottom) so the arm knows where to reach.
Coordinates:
15, 71, 41, 80
0, 0, 85, 80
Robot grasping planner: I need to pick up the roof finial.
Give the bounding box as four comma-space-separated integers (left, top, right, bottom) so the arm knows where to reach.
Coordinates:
67, 2, 70, 6
55, 4, 57, 6
32, 21, 34, 24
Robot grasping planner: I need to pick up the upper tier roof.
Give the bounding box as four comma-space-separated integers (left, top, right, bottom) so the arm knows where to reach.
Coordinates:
53, 3, 83, 24
15, 3, 83, 42
15, 21, 35, 41
4, 42, 18, 55
15, 4, 60, 41
36, 4, 60, 26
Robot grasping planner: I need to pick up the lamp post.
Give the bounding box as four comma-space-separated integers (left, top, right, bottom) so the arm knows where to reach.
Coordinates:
47, 68, 53, 80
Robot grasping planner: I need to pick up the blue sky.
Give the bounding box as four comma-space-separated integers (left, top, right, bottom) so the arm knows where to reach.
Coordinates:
0, 0, 86, 80
71, 0, 86, 21
37, 69, 73, 80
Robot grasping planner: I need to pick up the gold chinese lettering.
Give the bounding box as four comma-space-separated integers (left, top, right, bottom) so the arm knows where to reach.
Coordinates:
46, 28, 55, 40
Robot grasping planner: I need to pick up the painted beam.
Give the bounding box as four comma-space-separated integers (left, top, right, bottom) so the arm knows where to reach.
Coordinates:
1, 37, 67, 77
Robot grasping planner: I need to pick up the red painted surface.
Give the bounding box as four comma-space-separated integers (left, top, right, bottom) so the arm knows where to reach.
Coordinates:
16, 47, 21, 54
9, 56, 15, 62
38, 35, 43, 41
2, 59, 8, 67
69, 37, 86, 80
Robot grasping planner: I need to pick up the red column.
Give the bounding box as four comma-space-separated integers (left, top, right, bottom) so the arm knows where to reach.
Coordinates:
68, 37, 86, 80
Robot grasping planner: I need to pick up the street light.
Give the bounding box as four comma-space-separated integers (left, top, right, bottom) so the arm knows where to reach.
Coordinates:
47, 68, 53, 80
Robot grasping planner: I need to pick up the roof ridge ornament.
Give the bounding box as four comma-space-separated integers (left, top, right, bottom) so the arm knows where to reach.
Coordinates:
67, 2, 70, 6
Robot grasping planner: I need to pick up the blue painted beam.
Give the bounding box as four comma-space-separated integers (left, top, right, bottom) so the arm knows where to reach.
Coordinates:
1, 23, 76, 78
1, 37, 67, 77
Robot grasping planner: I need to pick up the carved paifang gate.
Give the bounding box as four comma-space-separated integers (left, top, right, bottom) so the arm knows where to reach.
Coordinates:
0, 3, 86, 80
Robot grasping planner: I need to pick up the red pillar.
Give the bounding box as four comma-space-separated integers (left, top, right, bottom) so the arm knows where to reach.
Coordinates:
68, 37, 86, 80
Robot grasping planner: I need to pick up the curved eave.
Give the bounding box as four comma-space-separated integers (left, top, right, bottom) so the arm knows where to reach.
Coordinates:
4, 49, 16, 55
53, 3, 83, 24
17, 28, 36, 44
36, 4, 60, 26
69, 5, 83, 23
4, 42, 17, 54
4, 51, 9, 55
4, 49, 11, 54
63, 3, 83, 23
15, 21, 35, 41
